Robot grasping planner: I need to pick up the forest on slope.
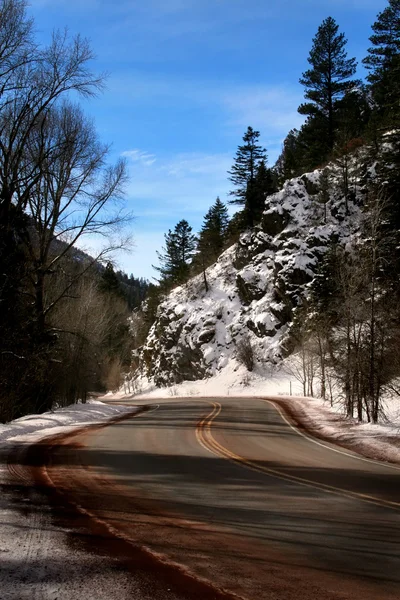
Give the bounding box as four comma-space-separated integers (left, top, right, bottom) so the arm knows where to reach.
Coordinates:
0, 0, 152, 422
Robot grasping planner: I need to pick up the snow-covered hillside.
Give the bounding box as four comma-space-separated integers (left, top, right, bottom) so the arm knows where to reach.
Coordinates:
139, 164, 365, 387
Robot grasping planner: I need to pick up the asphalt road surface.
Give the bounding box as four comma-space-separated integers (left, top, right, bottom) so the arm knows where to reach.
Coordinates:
45, 397, 400, 600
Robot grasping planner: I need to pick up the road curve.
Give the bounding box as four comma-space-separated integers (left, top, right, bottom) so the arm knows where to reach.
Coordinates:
45, 397, 400, 600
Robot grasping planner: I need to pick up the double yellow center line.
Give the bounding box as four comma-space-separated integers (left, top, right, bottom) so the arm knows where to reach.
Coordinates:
196, 401, 400, 512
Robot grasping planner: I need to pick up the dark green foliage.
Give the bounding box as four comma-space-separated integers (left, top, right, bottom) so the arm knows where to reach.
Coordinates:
275, 129, 301, 184
253, 160, 277, 220
100, 262, 126, 298
298, 16, 358, 154
225, 210, 248, 246
197, 197, 229, 265
335, 87, 371, 140
155, 219, 196, 287
360, 3, 400, 232
228, 126, 268, 227
284, 89, 368, 179
382, 131, 400, 217
193, 198, 230, 292
142, 284, 162, 328
124, 275, 150, 310
275, 21, 370, 179
276, 114, 341, 179
293, 116, 332, 173
99, 265, 149, 311
363, 0, 400, 125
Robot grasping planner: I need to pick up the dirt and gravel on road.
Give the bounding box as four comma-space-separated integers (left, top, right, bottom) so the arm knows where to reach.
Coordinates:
3, 398, 400, 600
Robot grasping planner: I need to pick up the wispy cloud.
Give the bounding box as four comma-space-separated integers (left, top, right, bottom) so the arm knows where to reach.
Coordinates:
118, 151, 235, 278
122, 149, 157, 166
161, 153, 232, 178
221, 86, 304, 133
110, 74, 304, 160
123, 150, 232, 217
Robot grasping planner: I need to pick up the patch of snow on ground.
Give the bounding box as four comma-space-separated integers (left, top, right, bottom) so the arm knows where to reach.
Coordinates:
0, 399, 169, 600
0, 399, 137, 447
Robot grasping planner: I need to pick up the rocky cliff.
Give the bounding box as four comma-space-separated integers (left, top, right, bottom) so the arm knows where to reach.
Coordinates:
139, 163, 366, 386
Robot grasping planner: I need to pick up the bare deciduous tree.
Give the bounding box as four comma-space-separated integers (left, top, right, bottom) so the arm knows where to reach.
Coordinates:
0, 2, 133, 418
0, 23, 104, 227
327, 193, 398, 422
235, 334, 255, 372
21, 101, 130, 336
49, 263, 132, 406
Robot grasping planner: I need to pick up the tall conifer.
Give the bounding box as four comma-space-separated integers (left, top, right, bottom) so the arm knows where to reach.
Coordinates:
298, 17, 358, 152
197, 197, 229, 264
363, 0, 400, 124
228, 126, 267, 227
154, 220, 196, 287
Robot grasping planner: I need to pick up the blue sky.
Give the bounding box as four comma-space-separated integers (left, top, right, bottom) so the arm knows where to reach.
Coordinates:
28, 0, 387, 279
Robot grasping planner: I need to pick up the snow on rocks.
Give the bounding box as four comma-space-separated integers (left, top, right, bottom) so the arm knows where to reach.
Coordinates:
140, 165, 365, 387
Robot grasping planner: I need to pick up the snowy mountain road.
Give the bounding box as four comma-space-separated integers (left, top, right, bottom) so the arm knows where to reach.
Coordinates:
4, 397, 399, 599
37, 397, 400, 600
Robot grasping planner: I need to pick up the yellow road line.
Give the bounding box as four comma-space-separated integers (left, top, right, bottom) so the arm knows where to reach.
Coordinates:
196, 400, 400, 512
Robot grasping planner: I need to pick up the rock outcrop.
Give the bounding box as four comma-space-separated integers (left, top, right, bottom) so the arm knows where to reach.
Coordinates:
139, 166, 365, 385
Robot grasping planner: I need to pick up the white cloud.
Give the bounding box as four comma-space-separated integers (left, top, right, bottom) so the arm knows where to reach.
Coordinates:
220, 86, 305, 137
122, 149, 157, 166
123, 151, 232, 220
162, 153, 232, 178
110, 74, 304, 159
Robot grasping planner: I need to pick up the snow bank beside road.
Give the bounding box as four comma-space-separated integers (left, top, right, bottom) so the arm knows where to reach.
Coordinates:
0, 399, 137, 448
281, 394, 400, 467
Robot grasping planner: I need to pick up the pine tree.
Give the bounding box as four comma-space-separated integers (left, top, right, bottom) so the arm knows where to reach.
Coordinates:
224, 210, 248, 246
335, 87, 371, 140
253, 159, 277, 220
294, 115, 332, 172
275, 129, 300, 184
155, 219, 196, 287
228, 126, 267, 227
362, 3, 400, 222
298, 16, 358, 152
197, 197, 229, 264
363, 0, 400, 125
100, 263, 125, 298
